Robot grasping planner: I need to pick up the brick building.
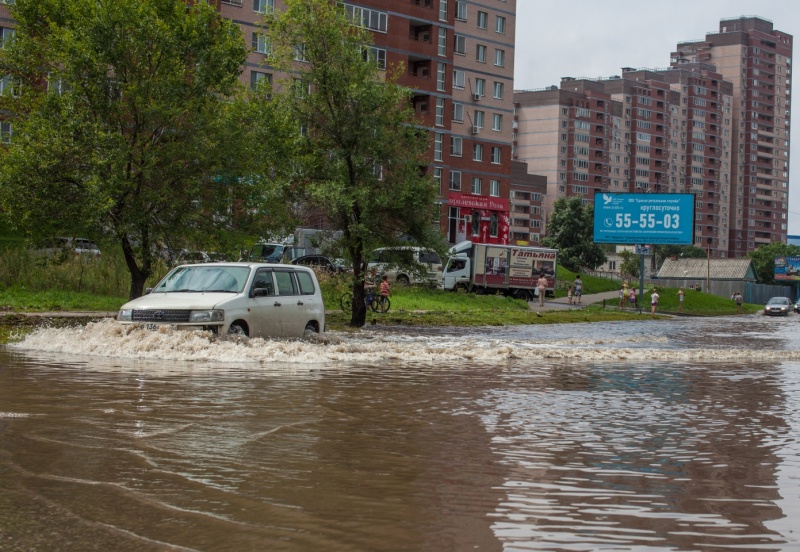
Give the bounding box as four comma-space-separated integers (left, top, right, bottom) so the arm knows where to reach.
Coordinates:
216, 0, 518, 246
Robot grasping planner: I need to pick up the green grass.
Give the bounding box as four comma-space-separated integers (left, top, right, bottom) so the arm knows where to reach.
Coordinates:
0, 243, 763, 332
0, 287, 124, 312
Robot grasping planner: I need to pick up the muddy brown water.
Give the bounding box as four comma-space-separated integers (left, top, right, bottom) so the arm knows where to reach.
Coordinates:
2, 315, 800, 551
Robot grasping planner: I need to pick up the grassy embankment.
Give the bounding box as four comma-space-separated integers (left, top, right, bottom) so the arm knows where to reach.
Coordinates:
0, 242, 763, 335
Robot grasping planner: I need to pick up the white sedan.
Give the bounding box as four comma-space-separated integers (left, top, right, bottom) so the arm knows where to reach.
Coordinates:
117, 263, 325, 338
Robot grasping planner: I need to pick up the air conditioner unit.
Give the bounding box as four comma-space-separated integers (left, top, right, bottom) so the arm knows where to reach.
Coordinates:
473, 93, 481, 101
470, 126, 479, 135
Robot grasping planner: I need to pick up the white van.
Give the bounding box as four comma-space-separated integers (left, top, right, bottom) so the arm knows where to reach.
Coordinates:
367, 247, 443, 286
117, 262, 325, 339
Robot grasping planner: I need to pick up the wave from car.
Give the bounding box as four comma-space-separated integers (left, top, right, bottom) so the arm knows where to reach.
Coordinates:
117, 262, 325, 338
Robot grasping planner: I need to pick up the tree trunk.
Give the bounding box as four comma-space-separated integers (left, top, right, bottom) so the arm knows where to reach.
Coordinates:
121, 236, 152, 300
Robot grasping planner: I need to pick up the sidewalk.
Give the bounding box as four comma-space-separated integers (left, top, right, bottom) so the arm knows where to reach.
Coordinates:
530, 290, 622, 311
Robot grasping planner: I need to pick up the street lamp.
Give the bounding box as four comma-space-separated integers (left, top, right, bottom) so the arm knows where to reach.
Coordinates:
706, 237, 713, 292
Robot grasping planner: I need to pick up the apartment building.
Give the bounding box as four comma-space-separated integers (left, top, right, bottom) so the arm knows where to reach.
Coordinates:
514, 16, 790, 258
215, 0, 518, 246
509, 161, 545, 244
0, 1, 14, 144
671, 16, 793, 255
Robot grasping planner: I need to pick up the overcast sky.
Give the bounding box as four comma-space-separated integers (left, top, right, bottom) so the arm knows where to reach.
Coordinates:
514, 0, 800, 235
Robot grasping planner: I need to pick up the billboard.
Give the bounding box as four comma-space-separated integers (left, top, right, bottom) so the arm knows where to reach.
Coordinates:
593, 192, 695, 245
774, 256, 800, 281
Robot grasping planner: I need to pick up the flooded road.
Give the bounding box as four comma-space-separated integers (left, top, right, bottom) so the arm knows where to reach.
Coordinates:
2, 315, 800, 551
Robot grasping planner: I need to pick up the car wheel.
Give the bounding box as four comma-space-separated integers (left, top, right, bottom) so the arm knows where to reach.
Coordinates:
304, 322, 319, 334
396, 275, 410, 286
228, 322, 248, 337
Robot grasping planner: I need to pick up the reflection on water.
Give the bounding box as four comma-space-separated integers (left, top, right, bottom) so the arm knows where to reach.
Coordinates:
2, 315, 800, 550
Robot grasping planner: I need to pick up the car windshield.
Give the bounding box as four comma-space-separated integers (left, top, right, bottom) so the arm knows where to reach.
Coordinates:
767, 297, 790, 305
154, 265, 250, 293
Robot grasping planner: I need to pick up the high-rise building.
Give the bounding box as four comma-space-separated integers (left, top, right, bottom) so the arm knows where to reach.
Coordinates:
514, 15, 791, 258
671, 16, 793, 255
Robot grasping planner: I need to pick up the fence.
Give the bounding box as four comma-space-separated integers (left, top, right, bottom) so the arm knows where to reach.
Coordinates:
653, 278, 794, 304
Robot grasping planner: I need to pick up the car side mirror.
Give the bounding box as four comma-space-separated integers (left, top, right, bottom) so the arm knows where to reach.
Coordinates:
252, 288, 270, 297
145, 288, 153, 294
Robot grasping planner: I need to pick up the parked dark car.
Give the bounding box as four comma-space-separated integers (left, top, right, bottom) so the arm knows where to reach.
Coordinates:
764, 296, 792, 316
290, 255, 349, 274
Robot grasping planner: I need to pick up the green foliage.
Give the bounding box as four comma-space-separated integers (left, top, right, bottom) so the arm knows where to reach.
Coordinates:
0, 0, 252, 299
652, 244, 707, 271
748, 242, 800, 284
619, 250, 640, 279
541, 197, 606, 272
261, 0, 443, 327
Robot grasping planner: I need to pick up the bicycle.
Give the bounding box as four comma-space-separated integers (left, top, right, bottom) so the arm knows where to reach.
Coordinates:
340, 286, 391, 313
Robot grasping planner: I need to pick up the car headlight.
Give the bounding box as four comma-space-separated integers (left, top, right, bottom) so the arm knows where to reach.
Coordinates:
189, 310, 224, 322
118, 309, 133, 321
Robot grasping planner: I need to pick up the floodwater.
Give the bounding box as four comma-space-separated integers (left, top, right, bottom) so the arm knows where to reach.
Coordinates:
2, 315, 800, 551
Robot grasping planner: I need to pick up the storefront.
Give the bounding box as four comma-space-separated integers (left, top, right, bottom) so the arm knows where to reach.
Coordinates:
447, 193, 510, 245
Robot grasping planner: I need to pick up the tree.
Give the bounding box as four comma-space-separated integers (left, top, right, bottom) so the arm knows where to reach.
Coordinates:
0, 0, 253, 299
541, 197, 606, 272
748, 242, 800, 284
651, 244, 706, 272
261, 0, 443, 327
619, 250, 639, 280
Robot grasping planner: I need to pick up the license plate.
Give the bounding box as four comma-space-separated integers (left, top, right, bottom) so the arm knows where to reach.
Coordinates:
140, 323, 176, 331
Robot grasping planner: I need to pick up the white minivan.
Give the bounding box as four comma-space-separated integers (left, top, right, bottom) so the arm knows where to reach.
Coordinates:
367, 247, 443, 286
117, 263, 325, 339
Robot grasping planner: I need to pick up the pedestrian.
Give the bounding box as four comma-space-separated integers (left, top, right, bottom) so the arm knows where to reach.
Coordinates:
677, 287, 685, 313
567, 286, 574, 304
650, 287, 659, 316
618, 285, 625, 310
573, 275, 583, 304
537, 273, 548, 307
629, 287, 636, 309
735, 291, 743, 313
379, 275, 391, 310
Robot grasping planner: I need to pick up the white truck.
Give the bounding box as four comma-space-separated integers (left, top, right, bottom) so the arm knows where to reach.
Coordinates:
440, 241, 558, 301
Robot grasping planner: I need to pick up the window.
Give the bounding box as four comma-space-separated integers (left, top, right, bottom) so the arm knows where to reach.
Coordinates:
452, 102, 464, 122
474, 110, 484, 128
439, 0, 448, 21
454, 34, 466, 55
492, 113, 502, 131
433, 167, 443, 194
254, 0, 274, 13
293, 44, 307, 62
434, 132, 443, 161
449, 170, 462, 191
490, 179, 500, 196
476, 44, 487, 63
0, 121, 11, 144
456, 0, 467, 20
363, 47, 386, 69
472, 177, 482, 194
250, 71, 272, 92
438, 28, 447, 56
495, 16, 506, 34
342, 4, 388, 32
453, 69, 465, 89
437, 62, 445, 92
475, 78, 485, 96
493, 81, 504, 99
435, 97, 445, 126
477, 11, 488, 29
494, 49, 505, 67
450, 136, 463, 157
252, 33, 270, 55
491, 146, 501, 164
490, 213, 498, 237
473, 143, 483, 161
0, 27, 15, 48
